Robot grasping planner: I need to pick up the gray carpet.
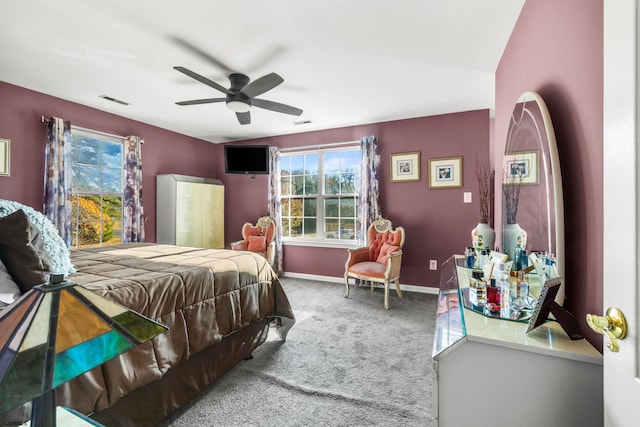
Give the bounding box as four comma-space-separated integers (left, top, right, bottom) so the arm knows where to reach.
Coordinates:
161, 277, 437, 427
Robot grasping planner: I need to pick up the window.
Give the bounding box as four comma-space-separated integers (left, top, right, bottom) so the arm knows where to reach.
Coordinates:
70, 129, 124, 248
280, 146, 361, 242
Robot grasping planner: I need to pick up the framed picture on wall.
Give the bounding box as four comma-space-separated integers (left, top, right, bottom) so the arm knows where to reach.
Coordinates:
503, 150, 538, 185
390, 151, 420, 182
0, 138, 10, 176
429, 156, 462, 189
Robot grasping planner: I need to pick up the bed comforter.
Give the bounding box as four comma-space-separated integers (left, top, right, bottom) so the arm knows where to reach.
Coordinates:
56, 243, 294, 421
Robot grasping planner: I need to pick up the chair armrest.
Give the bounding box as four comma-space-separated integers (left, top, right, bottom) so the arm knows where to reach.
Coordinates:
230, 240, 248, 251
384, 250, 403, 279
345, 247, 370, 268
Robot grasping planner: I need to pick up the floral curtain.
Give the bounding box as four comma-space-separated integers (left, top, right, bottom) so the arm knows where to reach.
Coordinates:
43, 117, 73, 248
358, 135, 381, 244
267, 146, 283, 274
123, 136, 145, 243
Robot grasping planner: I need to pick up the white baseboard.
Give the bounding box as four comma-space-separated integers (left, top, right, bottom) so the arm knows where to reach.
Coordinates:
281, 271, 439, 295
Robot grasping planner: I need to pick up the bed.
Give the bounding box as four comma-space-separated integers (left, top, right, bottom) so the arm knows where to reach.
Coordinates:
53, 243, 295, 426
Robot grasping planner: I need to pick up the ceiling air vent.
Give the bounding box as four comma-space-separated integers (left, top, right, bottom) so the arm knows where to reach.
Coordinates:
99, 95, 129, 106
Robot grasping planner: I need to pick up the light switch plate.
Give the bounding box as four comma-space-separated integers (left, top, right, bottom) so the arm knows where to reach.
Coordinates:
464, 192, 472, 203
429, 260, 437, 270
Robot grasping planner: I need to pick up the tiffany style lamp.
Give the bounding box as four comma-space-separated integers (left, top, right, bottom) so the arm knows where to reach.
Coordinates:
0, 276, 168, 426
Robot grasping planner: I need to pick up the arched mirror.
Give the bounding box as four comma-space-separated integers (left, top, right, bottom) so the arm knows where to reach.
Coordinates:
502, 92, 565, 303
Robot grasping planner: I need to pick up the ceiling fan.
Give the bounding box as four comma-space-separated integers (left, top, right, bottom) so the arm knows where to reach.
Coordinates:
173, 66, 303, 125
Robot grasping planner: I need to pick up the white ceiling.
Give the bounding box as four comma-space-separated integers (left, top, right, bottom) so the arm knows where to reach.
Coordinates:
0, 0, 524, 144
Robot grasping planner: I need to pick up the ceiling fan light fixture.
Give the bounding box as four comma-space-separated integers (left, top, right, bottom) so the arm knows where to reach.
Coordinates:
226, 100, 251, 113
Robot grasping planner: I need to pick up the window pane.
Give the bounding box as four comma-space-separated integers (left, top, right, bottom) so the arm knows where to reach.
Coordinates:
324, 174, 340, 194
304, 153, 319, 174
303, 198, 316, 216
325, 198, 339, 217
341, 150, 360, 173
340, 220, 356, 240
101, 141, 123, 167
76, 136, 100, 165
74, 165, 100, 192
101, 167, 122, 193
280, 156, 291, 176
324, 152, 340, 174
340, 197, 356, 217
103, 196, 122, 219
302, 218, 316, 237
325, 218, 339, 239
290, 198, 304, 218
291, 176, 304, 195
291, 155, 304, 174
281, 198, 291, 216
304, 175, 318, 195
291, 219, 302, 237
110, 220, 123, 243
281, 176, 291, 195
341, 173, 356, 194
282, 217, 291, 237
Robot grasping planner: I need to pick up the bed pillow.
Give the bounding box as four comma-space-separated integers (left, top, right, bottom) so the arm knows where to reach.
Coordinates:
0, 209, 52, 293
247, 235, 267, 252
0, 199, 75, 275
0, 259, 21, 309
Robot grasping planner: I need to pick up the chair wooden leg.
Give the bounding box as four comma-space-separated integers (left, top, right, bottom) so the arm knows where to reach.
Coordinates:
384, 280, 390, 310
344, 274, 350, 298
395, 279, 403, 299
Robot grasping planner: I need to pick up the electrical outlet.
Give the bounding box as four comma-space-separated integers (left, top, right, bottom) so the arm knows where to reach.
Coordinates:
429, 260, 437, 270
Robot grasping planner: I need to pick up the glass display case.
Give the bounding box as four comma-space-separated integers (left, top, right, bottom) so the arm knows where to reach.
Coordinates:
432, 257, 465, 358
430, 255, 603, 427
455, 257, 543, 323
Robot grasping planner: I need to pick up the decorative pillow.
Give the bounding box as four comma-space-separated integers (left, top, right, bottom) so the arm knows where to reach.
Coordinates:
0, 199, 75, 275
247, 235, 267, 252
0, 259, 21, 309
0, 209, 52, 293
376, 243, 399, 265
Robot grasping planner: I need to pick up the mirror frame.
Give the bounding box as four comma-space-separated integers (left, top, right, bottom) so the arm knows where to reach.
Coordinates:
503, 92, 565, 304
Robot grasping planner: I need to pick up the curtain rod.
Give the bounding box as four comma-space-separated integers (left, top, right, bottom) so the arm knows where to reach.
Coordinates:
279, 140, 359, 153
42, 116, 143, 143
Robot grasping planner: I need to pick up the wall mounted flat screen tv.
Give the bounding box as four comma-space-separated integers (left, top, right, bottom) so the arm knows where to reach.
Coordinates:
224, 145, 270, 174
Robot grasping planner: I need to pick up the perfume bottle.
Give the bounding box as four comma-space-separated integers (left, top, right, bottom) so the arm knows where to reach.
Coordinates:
465, 247, 475, 268
496, 263, 511, 317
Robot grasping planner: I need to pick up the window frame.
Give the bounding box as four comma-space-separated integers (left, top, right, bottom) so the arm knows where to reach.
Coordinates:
280, 143, 361, 248
70, 127, 125, 249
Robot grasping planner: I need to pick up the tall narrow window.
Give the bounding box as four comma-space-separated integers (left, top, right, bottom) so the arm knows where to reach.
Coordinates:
280, 146, 360, 242
70, 130, 124, 248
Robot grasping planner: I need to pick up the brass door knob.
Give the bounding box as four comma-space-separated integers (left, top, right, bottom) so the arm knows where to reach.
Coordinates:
586, 307, 627, 352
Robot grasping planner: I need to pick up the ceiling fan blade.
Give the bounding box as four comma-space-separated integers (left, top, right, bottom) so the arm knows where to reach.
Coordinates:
176, 98, 226, 106
240, 73, 284, 98
174, 66, 231, 95
236, 111, 251, 125
172, 37, 235, 74
252, 98, 303, 116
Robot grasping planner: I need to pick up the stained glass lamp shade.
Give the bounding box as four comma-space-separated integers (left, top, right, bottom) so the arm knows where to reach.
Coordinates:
0, 279, 168, 426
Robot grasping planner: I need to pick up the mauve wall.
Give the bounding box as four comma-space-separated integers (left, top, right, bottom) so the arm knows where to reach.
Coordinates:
0, 78, 490, 289
495, 0, 603, 350
218, 110, 490, 288
0, 81, 218, 242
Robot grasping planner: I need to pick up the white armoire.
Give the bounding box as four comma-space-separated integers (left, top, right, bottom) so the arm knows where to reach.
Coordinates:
156, 174, 224, 249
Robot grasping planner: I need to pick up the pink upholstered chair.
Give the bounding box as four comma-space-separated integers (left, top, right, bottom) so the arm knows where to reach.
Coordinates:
344, 218, 405, 309
230, 216, 276, 265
